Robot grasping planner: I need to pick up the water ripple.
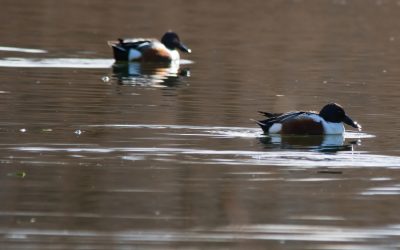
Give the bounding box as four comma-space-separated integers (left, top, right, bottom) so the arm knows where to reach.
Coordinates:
6, 124, 388, 168
0, 46, 47, 53
10, 146, 400, 168
0, 57, 194, 69
0, 57, 114, 68
84, 124, 374, 139
1, 223, 400, 246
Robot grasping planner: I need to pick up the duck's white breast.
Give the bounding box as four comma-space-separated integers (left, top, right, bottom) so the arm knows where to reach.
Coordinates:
321, 120, 345, 134
151, 42, 180, 61
169, 50, 180, 61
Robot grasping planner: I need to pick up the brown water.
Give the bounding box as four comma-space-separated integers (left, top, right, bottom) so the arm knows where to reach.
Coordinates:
1, 0, 400, 249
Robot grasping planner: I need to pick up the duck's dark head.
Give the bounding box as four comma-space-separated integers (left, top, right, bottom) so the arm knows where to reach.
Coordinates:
161, 32, 191, 53
319, 103, 361, 130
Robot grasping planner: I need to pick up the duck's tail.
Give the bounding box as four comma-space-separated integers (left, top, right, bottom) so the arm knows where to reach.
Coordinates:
107, 40, 129, 61
251, 119, 271, 134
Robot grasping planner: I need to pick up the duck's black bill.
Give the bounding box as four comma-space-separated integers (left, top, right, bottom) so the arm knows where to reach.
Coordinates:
343, 115, 361, 129
177, 42, 191, 53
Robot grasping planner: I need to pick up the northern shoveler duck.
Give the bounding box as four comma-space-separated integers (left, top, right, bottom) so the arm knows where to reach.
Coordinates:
256, 103, 361, 135
108, 31, 191, 62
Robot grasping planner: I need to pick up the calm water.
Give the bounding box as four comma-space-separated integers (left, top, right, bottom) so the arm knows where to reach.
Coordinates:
1, 0, 400, 249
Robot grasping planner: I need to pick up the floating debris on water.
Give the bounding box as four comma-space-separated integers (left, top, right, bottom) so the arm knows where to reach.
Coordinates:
7, 171, 27, 178
74, 129, 83, 135
101, 76, 110, 82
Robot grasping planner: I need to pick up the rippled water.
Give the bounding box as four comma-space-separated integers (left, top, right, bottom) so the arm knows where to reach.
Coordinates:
2, 0, 400, 249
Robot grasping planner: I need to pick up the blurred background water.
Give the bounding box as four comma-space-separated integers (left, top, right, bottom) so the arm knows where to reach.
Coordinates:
1, 0, 400, 249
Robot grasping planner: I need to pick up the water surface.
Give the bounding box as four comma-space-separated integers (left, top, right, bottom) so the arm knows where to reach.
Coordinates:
1, 0, 400, 249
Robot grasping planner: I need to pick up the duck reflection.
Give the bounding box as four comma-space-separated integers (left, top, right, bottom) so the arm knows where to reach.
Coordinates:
259, 134, 360, 153
112, 61, 190, 87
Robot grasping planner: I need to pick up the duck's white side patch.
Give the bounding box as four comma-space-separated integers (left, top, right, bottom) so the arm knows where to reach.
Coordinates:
268, 123, 282, 134
128, 49, 142, 61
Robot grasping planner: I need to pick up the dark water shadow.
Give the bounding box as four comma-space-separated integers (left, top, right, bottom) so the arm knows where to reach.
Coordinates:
259, 134, 359, 153
112, 61, 191, 87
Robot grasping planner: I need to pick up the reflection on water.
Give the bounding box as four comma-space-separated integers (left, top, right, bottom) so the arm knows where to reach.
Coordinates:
259, 134, 358, 153
0, 56, 192, 87
112, 60, 191, 87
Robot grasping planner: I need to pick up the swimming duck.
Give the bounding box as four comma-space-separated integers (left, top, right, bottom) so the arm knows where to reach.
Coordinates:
108, 31, 191, 62
257, 103, 361, 135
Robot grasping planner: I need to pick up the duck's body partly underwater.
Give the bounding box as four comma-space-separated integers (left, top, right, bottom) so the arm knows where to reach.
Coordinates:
108, 31, 191, 62
257, 103, 361, 135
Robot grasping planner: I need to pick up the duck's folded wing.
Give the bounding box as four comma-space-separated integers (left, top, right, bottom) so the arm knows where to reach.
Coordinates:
259, 111, 306, 124
108, 38, 154, 50
256, 111, 309, 133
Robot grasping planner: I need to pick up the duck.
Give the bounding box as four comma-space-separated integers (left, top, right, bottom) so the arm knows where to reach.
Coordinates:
108, 31, 191, 62
256, 103, 361, 135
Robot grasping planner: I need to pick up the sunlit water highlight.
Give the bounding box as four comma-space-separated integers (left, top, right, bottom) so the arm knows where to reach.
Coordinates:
361, 184, 400, 195
0, 46, 47, 53
0, 57, 114, 68
9, 124, 398, 168
84, 124, 374, 139
2, 223, 400, 247
0, 57, 194, 69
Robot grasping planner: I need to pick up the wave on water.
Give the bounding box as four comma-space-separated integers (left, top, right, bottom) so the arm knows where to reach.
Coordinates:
0, 57, 115, 68
9, 124, 398, 168
85, 123, 262, 138
0, 46, 47, 54
84, 124, 374, 139
10, 145, 400, 168
0, 57, 194, 69
2, 223, 400, 246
